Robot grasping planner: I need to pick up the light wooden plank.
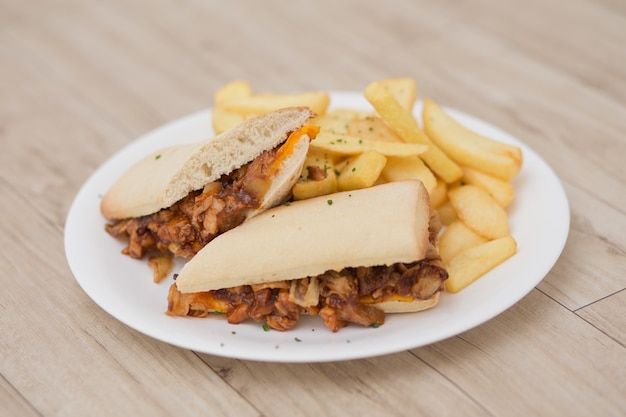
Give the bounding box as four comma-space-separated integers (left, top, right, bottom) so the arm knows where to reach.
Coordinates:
200, 351, 488, 417
0, 375, 39, 417
371, 22, 626, 310
413, 290, 626, 417
538, 184, 626, 309
577, 290, 626, 346
0, 181, 260, 417
465, 0, 626, 104
0, 1, 216, 146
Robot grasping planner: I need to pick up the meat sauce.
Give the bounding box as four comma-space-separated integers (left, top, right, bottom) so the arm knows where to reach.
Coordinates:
166, 258, 448, 332
105, 149, 278, 261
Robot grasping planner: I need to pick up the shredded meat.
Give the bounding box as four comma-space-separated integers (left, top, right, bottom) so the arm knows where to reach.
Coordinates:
317, 271, 386, 331
165, 207, 448, 332
105, 149, 279, 261
166, 257, 448, 332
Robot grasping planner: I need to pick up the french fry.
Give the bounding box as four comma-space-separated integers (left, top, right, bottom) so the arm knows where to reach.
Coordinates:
445, 236, 517, 293
292, 152, 338, 200
423, 98, 522, 180
436, 200, 458, 226
429, 178, 448, 210
461, 166, 514, 207
209, 78, 523, 293
439, 220, 488, 266
310, 132, 427, 157
312, 109, 374, 134
211, 81, 255, 134
364, 81, 463, 183
347, 116, 403, 142
382, 156, 437, 194
220, 91, 330, 116
211, 107, 246, 135
214, 80, 253, 105
336, 151, 387, 191
448, 185, 509, 239
378, 77, 418, 112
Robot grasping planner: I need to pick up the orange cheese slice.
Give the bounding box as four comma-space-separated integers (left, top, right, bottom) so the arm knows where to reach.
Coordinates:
270, 125, 320, 175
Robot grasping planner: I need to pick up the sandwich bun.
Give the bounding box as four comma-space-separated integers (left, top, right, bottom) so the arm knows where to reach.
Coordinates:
101, 106, 315, 220
174, 180, 432, 297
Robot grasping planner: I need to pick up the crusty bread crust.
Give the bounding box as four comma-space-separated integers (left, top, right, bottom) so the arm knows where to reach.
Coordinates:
101, 107, 314, 220
174, 180, 431, 294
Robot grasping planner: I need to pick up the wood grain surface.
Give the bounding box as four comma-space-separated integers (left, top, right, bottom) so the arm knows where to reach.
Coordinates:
1, 0, 624, 416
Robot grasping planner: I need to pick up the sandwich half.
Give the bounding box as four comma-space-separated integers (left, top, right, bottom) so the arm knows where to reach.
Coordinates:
102, 106, 317, 266
168, 180, 448, 331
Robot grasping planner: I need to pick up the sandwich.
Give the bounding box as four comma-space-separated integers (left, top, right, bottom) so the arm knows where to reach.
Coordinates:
101, 107, 318, 276
167, 180, 448, 332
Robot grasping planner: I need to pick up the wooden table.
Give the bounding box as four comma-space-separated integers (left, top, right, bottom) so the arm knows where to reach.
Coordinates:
1, 0, 624, 416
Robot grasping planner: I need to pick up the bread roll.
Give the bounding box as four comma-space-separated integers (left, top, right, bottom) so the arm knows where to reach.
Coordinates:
175, 180, 431, 293
101, 107, 315, 220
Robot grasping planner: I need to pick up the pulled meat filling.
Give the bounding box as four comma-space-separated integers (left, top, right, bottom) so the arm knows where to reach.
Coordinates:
105, 149, 279, 261
166, 258, 448, 332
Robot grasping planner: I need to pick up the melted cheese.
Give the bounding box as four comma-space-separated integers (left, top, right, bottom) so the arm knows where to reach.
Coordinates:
359, 294, 414, 304
270, 125, 320, 174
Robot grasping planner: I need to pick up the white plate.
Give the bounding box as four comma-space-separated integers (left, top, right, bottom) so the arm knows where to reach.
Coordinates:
64, 92, 569, 362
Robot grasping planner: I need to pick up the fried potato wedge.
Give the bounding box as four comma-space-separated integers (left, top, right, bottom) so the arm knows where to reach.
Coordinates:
214, 80, 253, 105
292, 152, 338, 200
347, 116, 403, 142
208, 78, 523, 294
212, 81, 255, 133
429, 178, 448, 210
448, 185, 509, 239
211, 107, 246, 135
436, 200, 458, 226
220, 91, 330, 116
310, 132, 427, 157
423, 98, 522, 180
445, 236, 517, 293
336, 151, 387, 191
312, 109, 375, 134
378, 77, 418, 112
439, 220, 488, 266
461, 166, 514, 207
364, 81, 463, 183
382, 155, 437, 194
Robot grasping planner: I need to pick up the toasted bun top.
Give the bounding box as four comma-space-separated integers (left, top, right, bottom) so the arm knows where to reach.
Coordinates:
101, 107, 315, 220
174, 180, 430, 293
